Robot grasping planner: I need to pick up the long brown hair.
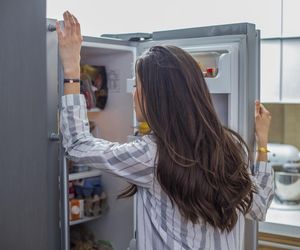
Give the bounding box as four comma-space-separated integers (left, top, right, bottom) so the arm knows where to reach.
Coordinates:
119, 45, 255, 232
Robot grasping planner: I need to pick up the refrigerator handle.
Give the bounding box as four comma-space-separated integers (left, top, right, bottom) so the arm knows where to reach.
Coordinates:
60, 155, 70, 250
48, 24, 57, 32
49, 132, 60, 141
58, 54, 70, 249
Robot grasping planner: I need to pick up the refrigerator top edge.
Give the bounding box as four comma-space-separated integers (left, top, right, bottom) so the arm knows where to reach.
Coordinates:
100, 23, 258, 43
47, 18, 258, 49
151, 23, 257, 41
83, 36, 135, 48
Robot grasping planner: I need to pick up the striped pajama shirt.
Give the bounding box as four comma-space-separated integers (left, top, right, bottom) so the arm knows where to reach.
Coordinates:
60, 94, 274, 250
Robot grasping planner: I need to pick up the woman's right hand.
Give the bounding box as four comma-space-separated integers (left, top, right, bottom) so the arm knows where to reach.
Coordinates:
255, 100, 271, 147
56, 11, 82, 79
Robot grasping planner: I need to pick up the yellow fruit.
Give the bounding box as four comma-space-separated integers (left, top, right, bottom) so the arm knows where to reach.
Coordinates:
138, 122, 150, 135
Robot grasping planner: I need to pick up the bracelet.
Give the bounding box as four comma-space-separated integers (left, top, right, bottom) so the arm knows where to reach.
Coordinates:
257, 147, 270, 153
64, 78, 80, 84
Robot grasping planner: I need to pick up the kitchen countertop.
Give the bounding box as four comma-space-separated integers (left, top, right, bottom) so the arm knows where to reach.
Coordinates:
259, 203, 300, 238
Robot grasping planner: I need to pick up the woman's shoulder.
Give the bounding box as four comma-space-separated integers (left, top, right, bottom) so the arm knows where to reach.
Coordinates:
141, 134, 157, 153
142, 134, 156, 144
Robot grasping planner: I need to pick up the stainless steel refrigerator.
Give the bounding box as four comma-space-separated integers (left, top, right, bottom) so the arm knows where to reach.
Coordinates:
47, 19, 260, 250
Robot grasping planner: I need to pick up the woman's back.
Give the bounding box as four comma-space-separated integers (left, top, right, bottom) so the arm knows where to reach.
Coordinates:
136, 177, 245, 250
132, 136, 272, 250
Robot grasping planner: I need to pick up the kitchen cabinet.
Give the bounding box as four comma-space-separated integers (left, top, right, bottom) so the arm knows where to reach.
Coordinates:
260, 40, 281, 102
281, 39, 300, 102
282, 0, 300, 37
162, 0, 282, 39
261, 38, 300, 103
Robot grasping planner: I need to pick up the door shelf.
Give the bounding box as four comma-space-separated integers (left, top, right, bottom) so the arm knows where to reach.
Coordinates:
69, 169, 102, 181
191, 50, 232, 94
69, 215, 102, 226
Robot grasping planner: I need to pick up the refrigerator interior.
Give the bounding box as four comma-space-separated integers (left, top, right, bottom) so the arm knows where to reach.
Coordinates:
69, 43, 136, 250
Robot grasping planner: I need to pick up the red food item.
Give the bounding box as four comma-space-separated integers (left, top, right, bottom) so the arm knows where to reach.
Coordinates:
206, 68, 217, 77
207, 68, 213, 74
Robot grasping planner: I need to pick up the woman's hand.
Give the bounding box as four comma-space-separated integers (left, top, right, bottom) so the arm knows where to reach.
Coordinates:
255, 100, 271, 147
56, 11, 82, 79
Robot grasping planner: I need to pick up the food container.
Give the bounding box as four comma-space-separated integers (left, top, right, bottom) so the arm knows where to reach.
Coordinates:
84, 192, 107, 217
69, 199, 84, 221
206, 67, 218, 77
74, 185, 94, 198
74, 177, 103, 198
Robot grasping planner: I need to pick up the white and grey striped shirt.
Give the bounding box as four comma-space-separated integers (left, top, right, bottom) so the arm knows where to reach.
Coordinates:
60, 94, 274, 250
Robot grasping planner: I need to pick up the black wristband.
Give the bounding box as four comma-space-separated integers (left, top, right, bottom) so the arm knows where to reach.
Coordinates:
64, 78, 80, 83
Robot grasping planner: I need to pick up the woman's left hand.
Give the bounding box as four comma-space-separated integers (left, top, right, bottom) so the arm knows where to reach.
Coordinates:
56, 11, 82, 79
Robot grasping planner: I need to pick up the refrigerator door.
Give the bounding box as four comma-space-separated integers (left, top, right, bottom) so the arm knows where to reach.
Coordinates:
134, 23, 260, 250
47, 18, 69, 250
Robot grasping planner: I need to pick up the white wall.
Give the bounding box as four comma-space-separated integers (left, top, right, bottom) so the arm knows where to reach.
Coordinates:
47, 0, 281, 38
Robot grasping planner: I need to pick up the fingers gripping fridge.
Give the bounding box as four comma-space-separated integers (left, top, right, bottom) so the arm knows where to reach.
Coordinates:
47, 19, 260, 250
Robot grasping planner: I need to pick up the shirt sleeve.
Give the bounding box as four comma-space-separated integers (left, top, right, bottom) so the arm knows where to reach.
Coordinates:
60, 94, 155, 188
246, 161, 274, 221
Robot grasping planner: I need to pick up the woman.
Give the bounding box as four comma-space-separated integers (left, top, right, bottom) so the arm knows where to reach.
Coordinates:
57, 11, 273, 250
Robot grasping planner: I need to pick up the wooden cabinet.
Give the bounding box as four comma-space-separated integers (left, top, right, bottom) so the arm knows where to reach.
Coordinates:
258, 232, 300, 249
